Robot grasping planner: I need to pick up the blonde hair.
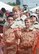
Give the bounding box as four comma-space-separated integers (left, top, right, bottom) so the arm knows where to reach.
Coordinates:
12, 5, 21, 12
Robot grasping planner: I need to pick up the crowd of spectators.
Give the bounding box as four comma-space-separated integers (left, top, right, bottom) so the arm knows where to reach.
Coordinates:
0, 5, 39, 54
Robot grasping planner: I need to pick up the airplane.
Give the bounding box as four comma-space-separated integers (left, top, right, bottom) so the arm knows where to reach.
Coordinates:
0, 1, 13, 12
30, 6, 39, 13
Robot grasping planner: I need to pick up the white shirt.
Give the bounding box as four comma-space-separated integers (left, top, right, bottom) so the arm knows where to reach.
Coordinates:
11, 17, 25, 29
29, 21, 39, 30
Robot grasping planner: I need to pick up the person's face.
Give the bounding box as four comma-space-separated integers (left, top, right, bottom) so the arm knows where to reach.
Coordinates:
31, 16, 36, 22
7, 17, 13, 25
26, 12, 30, 17
13, 10, 20, 19
25, 19, 31, 28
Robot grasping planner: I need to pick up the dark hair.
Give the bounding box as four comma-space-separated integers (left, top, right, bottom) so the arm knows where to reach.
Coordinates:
24, 18, 30, 23
7, 15, 13, 20
1, 8, 6, 13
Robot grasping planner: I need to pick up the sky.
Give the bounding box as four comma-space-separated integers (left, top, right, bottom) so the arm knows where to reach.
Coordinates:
0, 0, 39, 8
0, 0, 16, 3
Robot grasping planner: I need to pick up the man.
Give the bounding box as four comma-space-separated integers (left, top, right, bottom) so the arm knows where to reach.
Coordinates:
30, 13, 39, 29
11, 5, 26, 29
3, 14, 18, 54
3, 13, 14, 32
24, 10, 30, 18
16, 18, 38, 54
